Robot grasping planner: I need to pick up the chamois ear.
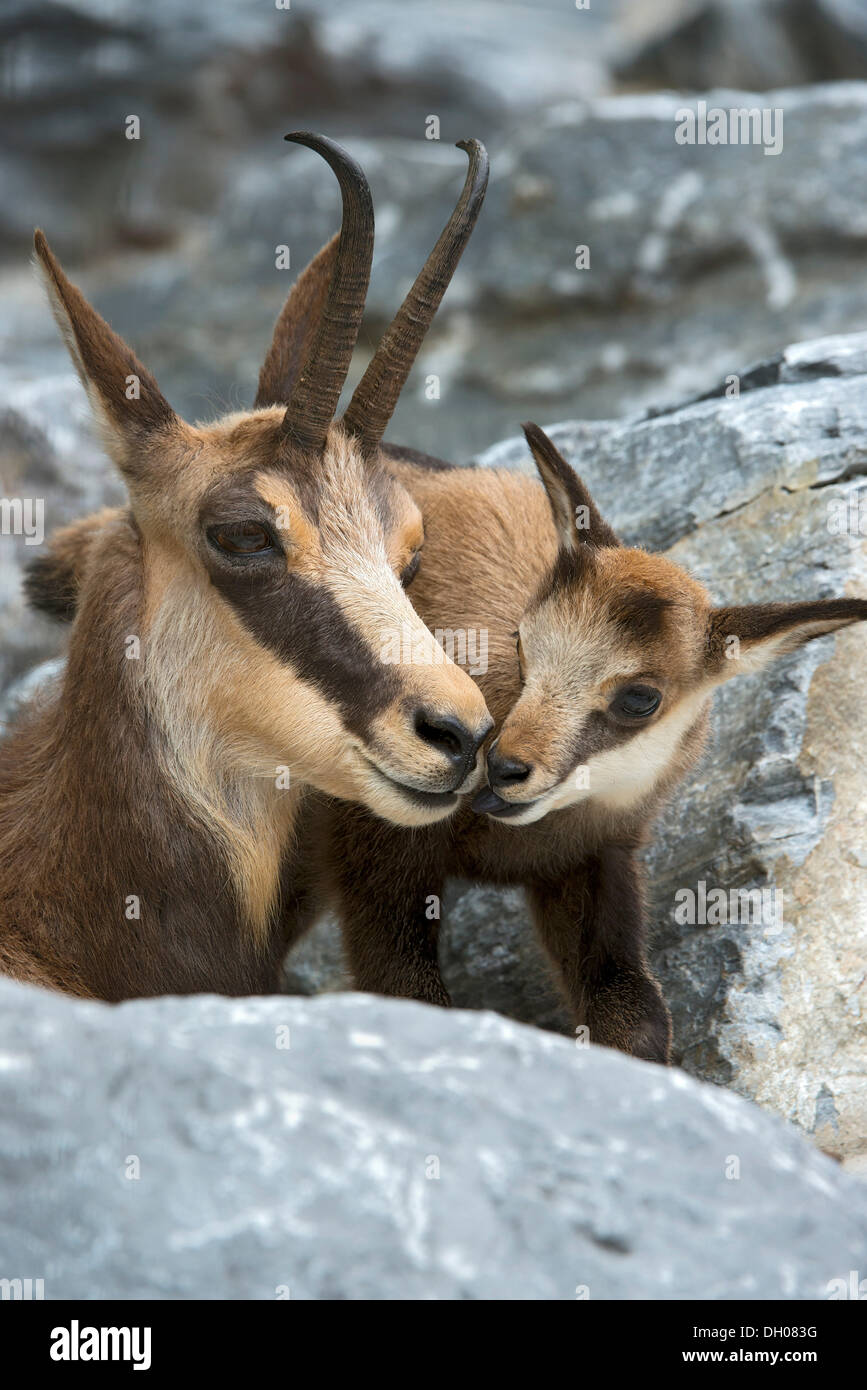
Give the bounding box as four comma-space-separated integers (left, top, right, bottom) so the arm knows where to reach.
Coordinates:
707, 599, 867, 677
23, 508, 124, 622
33, 231, 177, 475
255, 233, 339, 408
523, 423, 619, 551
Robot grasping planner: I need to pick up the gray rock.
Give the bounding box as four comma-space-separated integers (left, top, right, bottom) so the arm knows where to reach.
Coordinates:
0, 0, 613, 261
10, 72, 867, 462
441, 882, 571, 1032
473, 329, 867, 550
0, 657, 64, 738
132, 81, 867, 458
615, 0, 867, 92
12, 31, 867, 461
433, 83, 867, 454
282, 916, 349, 999
0, 388, 123, 698
0, 976, 863, 1300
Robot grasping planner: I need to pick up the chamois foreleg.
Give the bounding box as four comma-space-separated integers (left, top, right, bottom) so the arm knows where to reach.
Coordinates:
328, 809, 450, 1006
526, 845, 671, 1064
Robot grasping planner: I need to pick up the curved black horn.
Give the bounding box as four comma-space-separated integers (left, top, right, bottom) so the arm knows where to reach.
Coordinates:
278, 132, 374, 452
342, 138, 489, 455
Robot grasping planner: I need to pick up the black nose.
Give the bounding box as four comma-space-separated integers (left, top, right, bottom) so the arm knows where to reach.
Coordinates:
487, 741, 532, 789
414, 710, 486, 772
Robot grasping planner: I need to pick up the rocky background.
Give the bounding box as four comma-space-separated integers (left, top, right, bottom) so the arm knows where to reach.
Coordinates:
3, 0, 867, 1294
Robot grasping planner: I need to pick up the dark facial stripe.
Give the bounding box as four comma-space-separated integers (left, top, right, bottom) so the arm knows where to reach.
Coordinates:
209, 564, 399, 736
556, 707, 648, 783
610, 589, 674, 644
200, 474, 320, 534
530, 543, 593, 610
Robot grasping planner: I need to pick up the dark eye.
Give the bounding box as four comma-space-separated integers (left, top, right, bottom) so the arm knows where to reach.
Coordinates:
610, 684, 661, 720
400, 550, 421, 588
209, 522, 274, 556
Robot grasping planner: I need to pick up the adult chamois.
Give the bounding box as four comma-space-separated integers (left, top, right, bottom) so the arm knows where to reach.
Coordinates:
33, 425, 867, 1056
0, 133, 492, 1001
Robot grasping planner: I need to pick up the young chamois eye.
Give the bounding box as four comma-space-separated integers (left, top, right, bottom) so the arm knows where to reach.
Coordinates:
208, 522, 275, 557
610, 684, 662, 720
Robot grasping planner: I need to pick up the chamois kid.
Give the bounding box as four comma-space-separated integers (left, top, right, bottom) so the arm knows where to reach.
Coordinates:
297, 425, 867, 1061
0, 134, 492, 1001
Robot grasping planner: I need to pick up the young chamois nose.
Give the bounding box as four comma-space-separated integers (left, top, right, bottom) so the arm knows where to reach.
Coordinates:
487, 739, 532, 789
414, 709, 488, 779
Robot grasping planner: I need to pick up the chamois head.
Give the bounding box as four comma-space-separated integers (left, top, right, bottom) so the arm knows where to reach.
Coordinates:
31, 133, 492, 827
474, 423, 867, 825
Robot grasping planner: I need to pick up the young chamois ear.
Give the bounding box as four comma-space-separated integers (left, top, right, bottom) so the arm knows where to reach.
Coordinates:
33, 231, 179, 481
706, 600, 867, 678
523, 421, 619, 552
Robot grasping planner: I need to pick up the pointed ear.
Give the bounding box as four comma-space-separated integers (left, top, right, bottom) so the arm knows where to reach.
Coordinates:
33, 231, 177, 474
255, 234, 339, 408
522, 422, 619, 551
23, 508, 124, 622
707, 599, 867, 677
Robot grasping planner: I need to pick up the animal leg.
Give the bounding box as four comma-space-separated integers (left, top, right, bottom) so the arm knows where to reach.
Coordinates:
527, 846, 672, 1063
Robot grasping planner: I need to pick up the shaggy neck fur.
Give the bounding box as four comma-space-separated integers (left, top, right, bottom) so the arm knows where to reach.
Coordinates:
0, 519, 299, 1000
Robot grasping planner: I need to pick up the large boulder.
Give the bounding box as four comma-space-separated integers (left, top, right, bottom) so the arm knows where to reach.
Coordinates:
0, 977, 863, 1300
